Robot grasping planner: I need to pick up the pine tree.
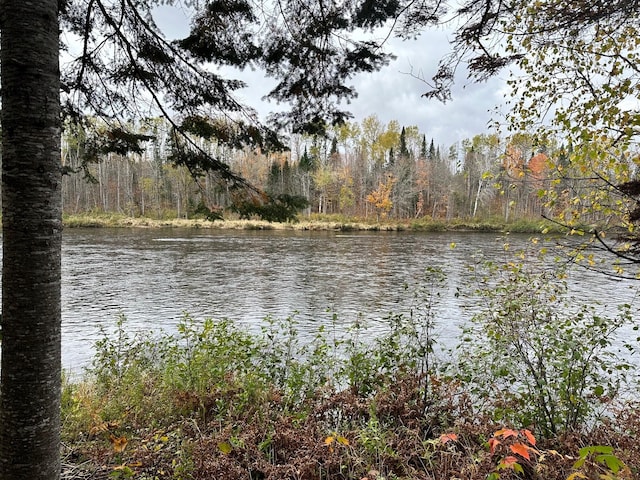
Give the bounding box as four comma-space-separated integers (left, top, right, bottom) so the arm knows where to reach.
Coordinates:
330, 137, 339, 156
420, 134, 428, 159
428, 139, 436, 161
399, 126, 410, 158
299, 146, 315, 172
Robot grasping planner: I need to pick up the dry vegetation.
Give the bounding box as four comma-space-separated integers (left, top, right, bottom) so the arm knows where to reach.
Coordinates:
61, 373, 640, 480
61, 212, 554, 234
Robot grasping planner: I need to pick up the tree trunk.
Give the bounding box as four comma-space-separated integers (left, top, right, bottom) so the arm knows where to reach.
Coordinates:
0, 1, 62, 479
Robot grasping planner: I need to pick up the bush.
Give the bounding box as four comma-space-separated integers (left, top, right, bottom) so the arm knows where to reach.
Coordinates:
452, 260, 635, 437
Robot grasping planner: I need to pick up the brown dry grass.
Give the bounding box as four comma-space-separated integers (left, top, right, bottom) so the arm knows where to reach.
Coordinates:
61, 375, 640, 480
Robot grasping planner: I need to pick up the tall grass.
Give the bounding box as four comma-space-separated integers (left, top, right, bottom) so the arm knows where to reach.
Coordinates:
62, 211, 558, 233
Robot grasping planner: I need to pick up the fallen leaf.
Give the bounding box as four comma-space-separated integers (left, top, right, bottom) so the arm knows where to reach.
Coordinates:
218, 441, 232, 454
439, 433, 458, 444
566, 473, 588, 480
109, 434, 128, 453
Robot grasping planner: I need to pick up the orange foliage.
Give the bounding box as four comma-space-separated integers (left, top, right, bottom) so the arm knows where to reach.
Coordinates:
438, 432, 458, 444
366, 174, 395, 218
528, 152, 548, 184
503, 145, 525, 178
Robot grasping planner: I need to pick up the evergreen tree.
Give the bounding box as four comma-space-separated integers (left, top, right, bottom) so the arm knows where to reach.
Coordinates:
267, 161, 282, 194
428, 139, 436, 161
420, 134, 428, 159
299, 146, 315, 172
399, 126, 410, 158
330, 137, 339, 156
282, 160, 292, 194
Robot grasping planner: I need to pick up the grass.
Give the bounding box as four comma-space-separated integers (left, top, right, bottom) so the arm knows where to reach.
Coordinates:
63, 211, 559, 234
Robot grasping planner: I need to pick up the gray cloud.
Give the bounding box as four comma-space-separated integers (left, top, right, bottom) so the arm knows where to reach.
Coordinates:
154, 5, 509, 148
336, 30, 508, 148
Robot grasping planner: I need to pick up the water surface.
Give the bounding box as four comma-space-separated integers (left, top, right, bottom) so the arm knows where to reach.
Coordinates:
60, 228, 639, 371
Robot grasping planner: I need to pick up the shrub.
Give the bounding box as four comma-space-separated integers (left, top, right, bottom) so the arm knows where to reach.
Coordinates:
453, 260, 635, 437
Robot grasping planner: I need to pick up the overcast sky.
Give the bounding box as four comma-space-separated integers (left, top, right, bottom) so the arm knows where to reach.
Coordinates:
343, 32, 509, 148
154, 6, 509, 149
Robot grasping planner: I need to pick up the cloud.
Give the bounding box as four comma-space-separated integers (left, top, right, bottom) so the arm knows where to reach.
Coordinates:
153, 5, 509, 148
345, 30, 508, 148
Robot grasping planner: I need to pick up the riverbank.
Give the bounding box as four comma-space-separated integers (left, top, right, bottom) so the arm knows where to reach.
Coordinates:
61, 314, 639, 480
62, 212, 557, 233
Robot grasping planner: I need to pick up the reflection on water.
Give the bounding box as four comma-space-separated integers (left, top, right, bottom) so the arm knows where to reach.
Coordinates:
59, 228, 638, 372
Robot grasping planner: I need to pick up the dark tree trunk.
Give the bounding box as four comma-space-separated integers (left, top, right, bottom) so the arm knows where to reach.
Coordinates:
0, 1, 63, 479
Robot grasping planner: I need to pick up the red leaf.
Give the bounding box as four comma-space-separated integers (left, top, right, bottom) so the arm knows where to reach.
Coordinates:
494, 428, 519, 439
522, 429, 536, 446
439, 433, 458, 444
488, 437, 501, 454
510, 443, 531, 460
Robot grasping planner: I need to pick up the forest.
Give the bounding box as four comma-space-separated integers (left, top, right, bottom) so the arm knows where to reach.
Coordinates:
62, 116, 579, 225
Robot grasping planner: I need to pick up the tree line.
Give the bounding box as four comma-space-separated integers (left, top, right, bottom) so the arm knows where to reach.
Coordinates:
60, 115, 571, 223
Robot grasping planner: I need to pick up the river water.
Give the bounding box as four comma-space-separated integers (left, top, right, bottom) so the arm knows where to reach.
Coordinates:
59, 228, 639, 372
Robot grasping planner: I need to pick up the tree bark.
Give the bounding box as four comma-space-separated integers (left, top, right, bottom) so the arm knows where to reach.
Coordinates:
0, 1, 62, 479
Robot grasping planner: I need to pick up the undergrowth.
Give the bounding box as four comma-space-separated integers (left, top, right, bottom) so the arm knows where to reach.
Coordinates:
61, 265, 640, 479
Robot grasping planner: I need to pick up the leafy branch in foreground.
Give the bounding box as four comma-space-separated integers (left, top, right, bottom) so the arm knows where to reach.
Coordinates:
425, 1, 640, 273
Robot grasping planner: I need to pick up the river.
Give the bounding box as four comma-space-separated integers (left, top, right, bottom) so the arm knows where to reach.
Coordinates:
56, 228, 640, 373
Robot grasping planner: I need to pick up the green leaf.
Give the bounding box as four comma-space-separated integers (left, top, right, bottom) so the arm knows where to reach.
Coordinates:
573, 456, 586, 470
218, 441, 232, 454
596, 454, 623, 473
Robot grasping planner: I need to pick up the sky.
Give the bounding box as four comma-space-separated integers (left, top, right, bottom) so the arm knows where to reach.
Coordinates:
153, 5, 510, 149
343, 32, 509, 148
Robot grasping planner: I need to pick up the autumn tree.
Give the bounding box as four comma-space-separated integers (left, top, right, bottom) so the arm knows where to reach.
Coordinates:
459, 134, 500, 217
360, 114, 387, 169
431, 0, 640, 274
367, 173, 396, 220
496, 133, 546, 221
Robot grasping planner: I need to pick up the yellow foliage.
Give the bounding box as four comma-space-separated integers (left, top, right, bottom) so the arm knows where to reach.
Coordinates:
366, 174, 395, 218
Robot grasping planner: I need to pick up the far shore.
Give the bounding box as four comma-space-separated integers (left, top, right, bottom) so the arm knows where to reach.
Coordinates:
62, 212, 559, 234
